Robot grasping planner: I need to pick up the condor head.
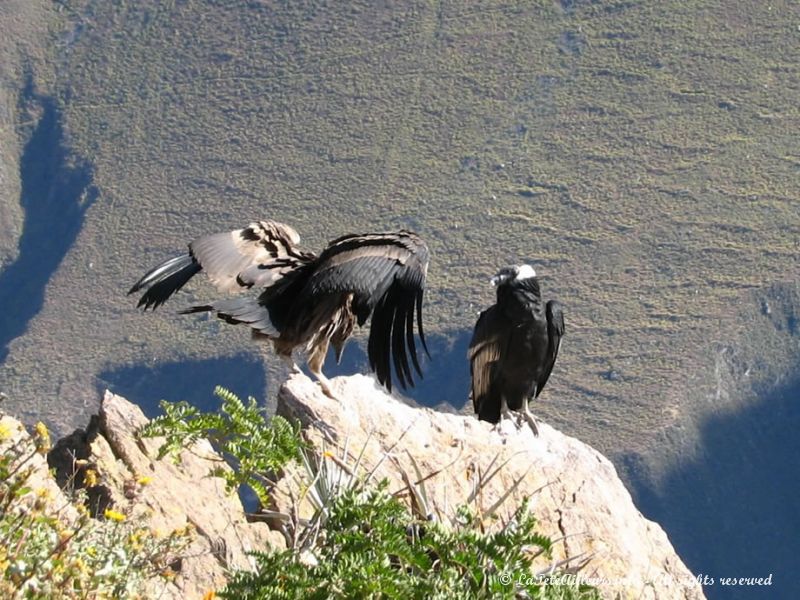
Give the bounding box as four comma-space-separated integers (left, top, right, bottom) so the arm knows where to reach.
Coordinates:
490, 264, 537, 287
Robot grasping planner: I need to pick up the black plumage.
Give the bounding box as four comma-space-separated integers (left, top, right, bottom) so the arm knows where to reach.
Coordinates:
468, 265, 565, 435
129, 220, 430, 394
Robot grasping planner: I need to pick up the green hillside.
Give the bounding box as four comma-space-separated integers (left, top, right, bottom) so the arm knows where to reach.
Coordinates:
0, 0, 798, 478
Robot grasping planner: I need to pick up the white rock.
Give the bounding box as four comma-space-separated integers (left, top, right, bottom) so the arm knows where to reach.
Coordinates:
276, 373, 705, 600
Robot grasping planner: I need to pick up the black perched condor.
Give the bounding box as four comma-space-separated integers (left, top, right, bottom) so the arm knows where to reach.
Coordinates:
128, 220, 430, 396
468, 264, 565, 435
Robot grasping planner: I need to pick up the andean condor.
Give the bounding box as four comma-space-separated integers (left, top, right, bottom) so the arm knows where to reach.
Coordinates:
129, 220, 430, 396
468, 264, 565, 435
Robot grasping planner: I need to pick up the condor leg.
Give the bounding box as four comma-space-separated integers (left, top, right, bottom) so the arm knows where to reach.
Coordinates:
493, 397, 518, 434
522, 400, 539, 437
272, 339, 301, 374
307, 337, 336, 399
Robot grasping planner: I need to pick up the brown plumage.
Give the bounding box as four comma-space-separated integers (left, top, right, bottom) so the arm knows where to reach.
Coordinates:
129, 220, 430, 395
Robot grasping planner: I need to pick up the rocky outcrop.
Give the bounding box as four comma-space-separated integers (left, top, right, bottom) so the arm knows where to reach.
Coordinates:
21, 391, 282, 600
275, 373, 705, 600
3, 375, 705, 599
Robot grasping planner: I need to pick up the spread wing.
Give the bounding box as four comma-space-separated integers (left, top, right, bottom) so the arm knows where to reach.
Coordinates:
468, 305, 509, 423
535, 300, 565, 398
295, 230, 430, 392
129, 220, 313, 310
190, 220, 311, 292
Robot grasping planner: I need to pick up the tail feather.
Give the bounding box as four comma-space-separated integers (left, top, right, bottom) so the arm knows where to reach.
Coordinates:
129, 254, 202, 310
180, 297, 279, 336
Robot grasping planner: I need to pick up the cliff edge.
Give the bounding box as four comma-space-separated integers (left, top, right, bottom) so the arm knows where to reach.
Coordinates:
2, 374, 704, 598
275, 373, 704, 600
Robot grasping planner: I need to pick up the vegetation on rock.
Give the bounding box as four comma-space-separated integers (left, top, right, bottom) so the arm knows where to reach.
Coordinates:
0, 418, 191, 599
142, 387, 598, 599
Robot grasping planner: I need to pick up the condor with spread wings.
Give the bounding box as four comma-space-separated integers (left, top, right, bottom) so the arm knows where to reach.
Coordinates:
468, 265, 564, 435
129, 221, 430, 395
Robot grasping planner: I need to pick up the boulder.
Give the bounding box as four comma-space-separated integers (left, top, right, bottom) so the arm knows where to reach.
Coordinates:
275, 373, 705, 600
47, 391, 283, 599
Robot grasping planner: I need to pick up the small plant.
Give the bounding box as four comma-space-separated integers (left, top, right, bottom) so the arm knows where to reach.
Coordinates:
0, 418, 191, 599
219, 463, 598, 599
137, 388, 599, 599
222, 439, 598, 599
139, 385, 303, 504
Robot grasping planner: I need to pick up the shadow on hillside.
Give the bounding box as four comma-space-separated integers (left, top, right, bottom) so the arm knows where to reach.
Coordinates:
100, 329, 473, 419
98, 354, 267, 419
0, 78, 97, 363
624, 373, 800, 600
323, 329, 472, 411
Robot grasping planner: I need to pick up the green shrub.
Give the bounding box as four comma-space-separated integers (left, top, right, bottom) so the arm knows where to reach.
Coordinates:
139, 385, 303, 504
221, 481, 599, 599
140, 387, 599, 600
0, 419, 190, 599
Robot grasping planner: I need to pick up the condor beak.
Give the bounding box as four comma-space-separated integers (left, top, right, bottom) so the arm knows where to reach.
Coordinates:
491, 267, 517, 287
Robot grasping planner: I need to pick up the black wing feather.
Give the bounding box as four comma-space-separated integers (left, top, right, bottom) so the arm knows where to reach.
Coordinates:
416, 289, 429, 357
368, 292, 393, 388
300, 231, 429, 391
405, 292, 422, 376
128, 254, 201, 310
536, 300, 565, 398
391, 295, 410, 389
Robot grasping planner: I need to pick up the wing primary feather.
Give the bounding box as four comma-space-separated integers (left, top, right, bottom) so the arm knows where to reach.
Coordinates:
368, 294, 394, 391
179, 304, 212, 314
129, 254, 201, 310
416, 291, 430, 358
391, 294, 412, 389
405, 295, 422, 376
129, 255, 188, 294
